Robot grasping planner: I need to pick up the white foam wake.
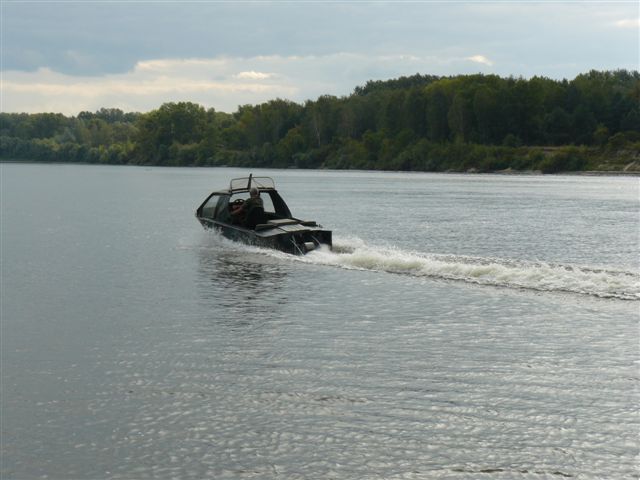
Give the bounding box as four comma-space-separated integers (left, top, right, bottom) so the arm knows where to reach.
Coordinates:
302, 237, 640, 301
196, 230, 639, 300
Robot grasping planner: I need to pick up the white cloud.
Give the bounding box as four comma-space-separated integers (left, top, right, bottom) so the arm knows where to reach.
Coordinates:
234, 71, 275, 80
614, 18, 640, 28
0, 52, 554, 115
467, 55, 494, 66
1, 60, 298, 115
1, 53, 479, 115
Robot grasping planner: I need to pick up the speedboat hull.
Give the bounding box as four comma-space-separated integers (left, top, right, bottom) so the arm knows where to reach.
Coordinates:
197, 217, 332, 255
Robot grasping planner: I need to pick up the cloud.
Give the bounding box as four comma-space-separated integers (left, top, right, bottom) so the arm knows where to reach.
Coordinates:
3, 1, 638, 84
467, 55, 494, 66
2, 2, 637, 115
2, 53, 501, 115
2, 40, 635, 116
1, 63, 295, 115
234, 71, 275, 80
614, 18, 640, 28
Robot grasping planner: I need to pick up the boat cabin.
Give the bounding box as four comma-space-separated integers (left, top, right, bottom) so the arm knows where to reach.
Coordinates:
197, 176, 294, 230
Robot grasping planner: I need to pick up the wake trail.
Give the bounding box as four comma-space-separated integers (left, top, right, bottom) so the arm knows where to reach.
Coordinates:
196, 231, 639, 300
301, 237, 640, 301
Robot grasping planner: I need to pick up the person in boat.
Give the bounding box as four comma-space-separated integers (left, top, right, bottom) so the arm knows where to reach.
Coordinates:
231, 187, 263, 226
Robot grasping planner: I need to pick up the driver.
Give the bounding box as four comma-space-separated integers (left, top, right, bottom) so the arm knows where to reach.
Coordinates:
230, 187, 263, 223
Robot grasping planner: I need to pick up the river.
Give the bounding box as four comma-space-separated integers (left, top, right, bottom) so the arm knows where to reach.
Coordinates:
1, 163, 638, 479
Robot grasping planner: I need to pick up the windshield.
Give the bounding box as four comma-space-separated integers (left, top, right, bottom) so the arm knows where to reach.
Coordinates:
230, 176, 275, 191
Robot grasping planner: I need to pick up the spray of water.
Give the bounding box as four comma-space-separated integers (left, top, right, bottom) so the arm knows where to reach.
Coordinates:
306, 237, 639, 300
199, 231, 640, 300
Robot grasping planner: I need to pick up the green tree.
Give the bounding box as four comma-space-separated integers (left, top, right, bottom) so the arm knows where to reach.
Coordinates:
134, 102, 207, 164
302, 96, 340, 147
424, 84, 450, 142
276, 126, 306, 167
405, 88, 428, 136
24, 113, 67, 139
473, 86, 501, 143
544, 107, 572, 145
448, 93, 472, 143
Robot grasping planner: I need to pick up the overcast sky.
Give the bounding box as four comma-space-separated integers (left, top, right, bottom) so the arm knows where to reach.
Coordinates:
1, 1, 638, 115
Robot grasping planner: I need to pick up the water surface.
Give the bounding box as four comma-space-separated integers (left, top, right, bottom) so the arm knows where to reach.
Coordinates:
2, 164, 638, 479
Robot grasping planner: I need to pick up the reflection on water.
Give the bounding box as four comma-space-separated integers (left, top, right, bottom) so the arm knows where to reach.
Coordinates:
196, 246, 288, 324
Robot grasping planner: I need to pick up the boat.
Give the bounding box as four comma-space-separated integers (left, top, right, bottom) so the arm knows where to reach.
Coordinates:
195, 175, 332, 254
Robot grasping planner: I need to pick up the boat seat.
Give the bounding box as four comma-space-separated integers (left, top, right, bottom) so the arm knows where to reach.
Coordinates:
267, 218, 299, 226
245, 206, 267, 230
254, 223, 273, 231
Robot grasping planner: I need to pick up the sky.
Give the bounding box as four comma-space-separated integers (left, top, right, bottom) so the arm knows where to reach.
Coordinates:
1, 1, 638, 115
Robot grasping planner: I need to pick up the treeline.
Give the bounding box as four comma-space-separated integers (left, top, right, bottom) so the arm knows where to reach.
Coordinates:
1, 70, 639, 173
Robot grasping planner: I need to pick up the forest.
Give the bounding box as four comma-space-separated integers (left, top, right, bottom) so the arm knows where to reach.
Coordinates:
1, 70, 639, 173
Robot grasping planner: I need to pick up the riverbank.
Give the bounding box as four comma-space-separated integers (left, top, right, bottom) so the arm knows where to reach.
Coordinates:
3, 158, 640, 177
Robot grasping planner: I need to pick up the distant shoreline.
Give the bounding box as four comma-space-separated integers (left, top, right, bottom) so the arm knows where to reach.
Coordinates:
490, 168, 640, 177
2, 159, 639, 177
